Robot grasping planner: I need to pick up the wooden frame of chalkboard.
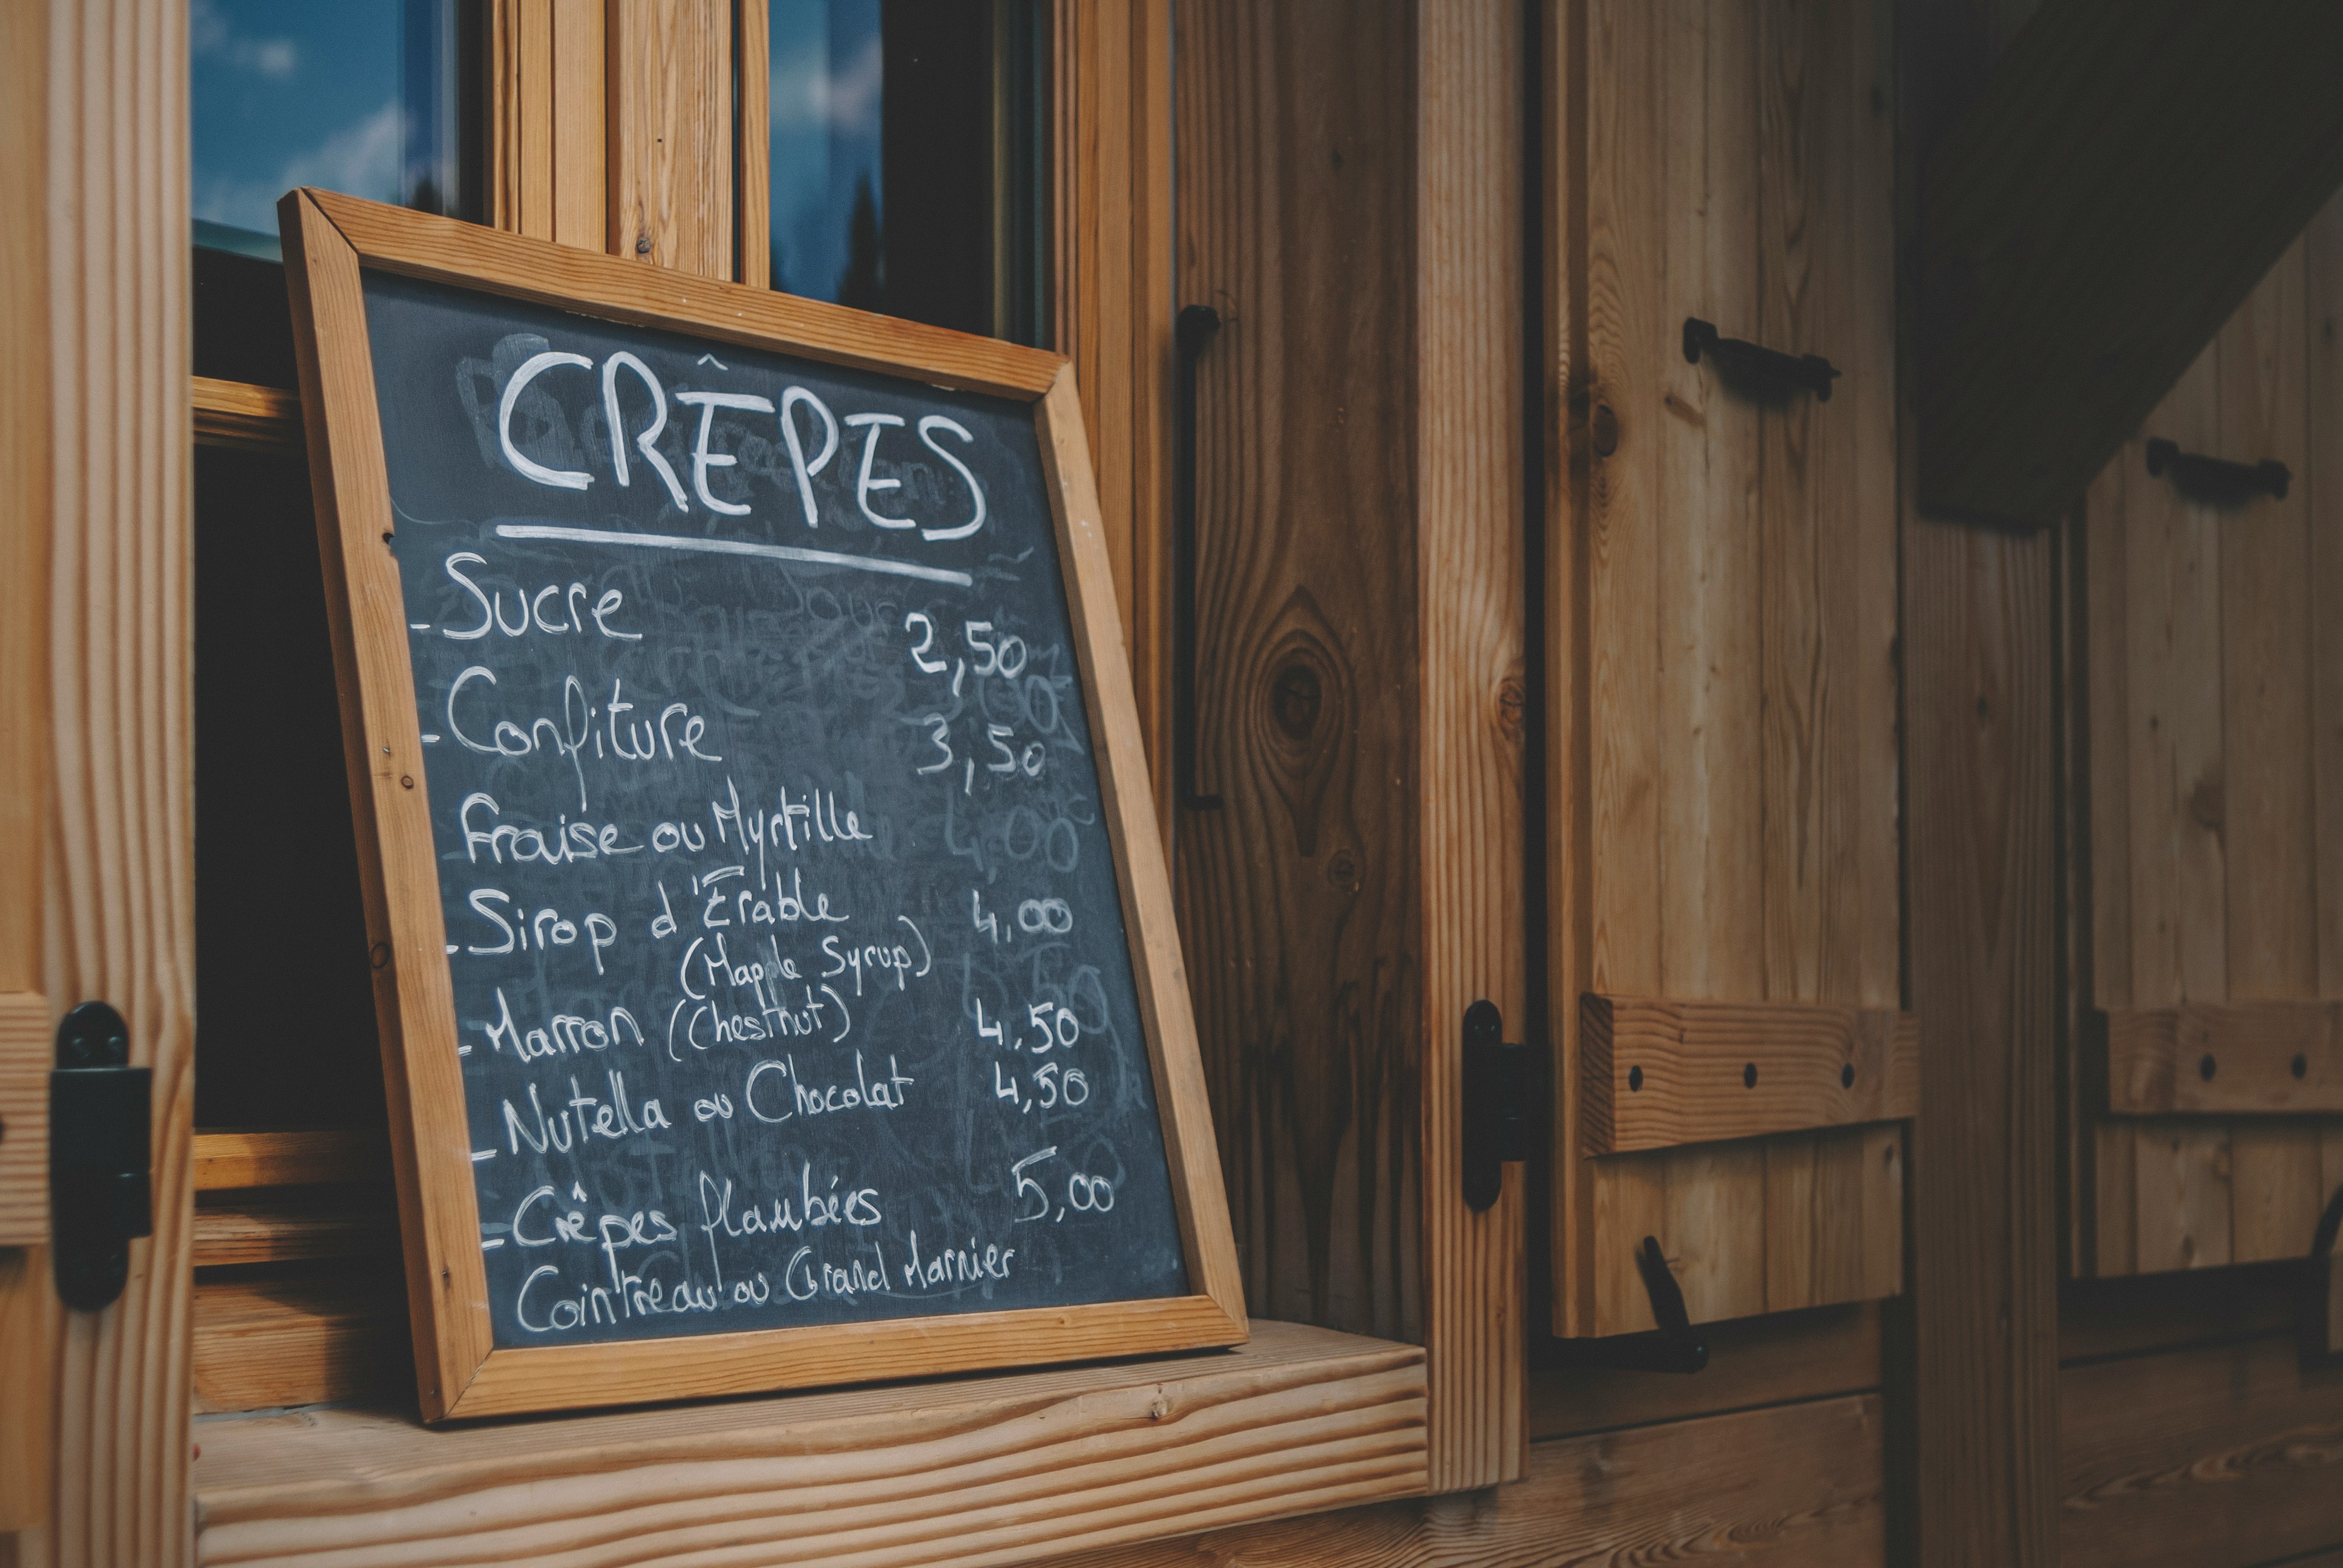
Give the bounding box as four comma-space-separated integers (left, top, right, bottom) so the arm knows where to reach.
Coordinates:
278, 188, 1247, 1422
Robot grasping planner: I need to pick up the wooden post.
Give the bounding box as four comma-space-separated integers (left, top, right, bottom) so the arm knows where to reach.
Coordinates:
0, 0, 53, 1535
10, 2, 198, 1564
1893, 1, 2062, 1561
1054, 0, 1178, 836
491, 0, 608, 251
606, 0, 735, 279
1175, 0, 1525, 1493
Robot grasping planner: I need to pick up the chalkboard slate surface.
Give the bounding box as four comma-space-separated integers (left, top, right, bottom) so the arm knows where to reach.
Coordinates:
282, 189, 1241, 1419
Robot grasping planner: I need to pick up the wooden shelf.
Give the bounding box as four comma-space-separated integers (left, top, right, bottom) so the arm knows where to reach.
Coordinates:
194, 1129, 385, 1192
192, 376, 301, 453
194, 1195, 394, 1269
192, 1321, 1427, 1567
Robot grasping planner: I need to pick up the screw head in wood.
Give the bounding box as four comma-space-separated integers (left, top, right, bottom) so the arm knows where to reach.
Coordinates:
1841, 1063, 1855, 1089
1628, 1065, 1643, 1092
1743, 1062, 1757, 1089
2198, 1053, 2217, 1082
2293, 1053, 2309, 1080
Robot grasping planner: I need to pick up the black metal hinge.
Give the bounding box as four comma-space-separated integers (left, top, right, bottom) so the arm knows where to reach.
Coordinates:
51, 1001, 152, 1312
1462, 1001, 1528, 1212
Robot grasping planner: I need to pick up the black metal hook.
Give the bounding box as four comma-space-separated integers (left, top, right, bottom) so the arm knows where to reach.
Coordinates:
1683, 317, 1838, 403
2145, 438, 2290, 507
1555, 1236, 1710, 1374
1175, 304, 1224, 812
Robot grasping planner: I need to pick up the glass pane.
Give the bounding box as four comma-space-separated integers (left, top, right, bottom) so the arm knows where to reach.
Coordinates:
192, 0, 479, 260
767, 0, 1045, 344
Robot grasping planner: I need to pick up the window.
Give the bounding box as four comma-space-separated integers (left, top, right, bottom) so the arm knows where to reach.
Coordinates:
765, 0, 1045, 343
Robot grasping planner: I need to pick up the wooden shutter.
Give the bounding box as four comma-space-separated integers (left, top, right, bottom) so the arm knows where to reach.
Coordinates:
2073, 195, 2343, 1278
1548, 0, 1910, 1337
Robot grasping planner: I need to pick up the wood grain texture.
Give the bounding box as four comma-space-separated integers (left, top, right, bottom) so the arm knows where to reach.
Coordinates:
1414, 0, 1527, 1494
1899, 17, 2062, 1557
191, 1130, 385, 1194
733, 0, 767, 289
2058, 1260, 2301, 1365
1582, 995, 1916, 1153
1529, 1299, 1879, 1440
2060, 1333, 2343, 1568
191, 1275, 405, 1416
191, 1322, 1427, 1568
308, 188, 1063, 397
2102, 1004, 2343, 1114
1553, 0, 1903, 1336
0, 997, 46, 1246
19, 2, 197, 1564
0, 0, 51, 1530
2076, 214, 2343, 1278
2314, 196, 2343, 1009
606, 0, 731, 279
189, 377, 300, 454
1069, 1393, 1886, 1568
1174, 0, 1423, 1348
282, 194, 1243, 1419
1916, 0, 2343, 526
491, 0, 608, 250
1053, 0, 1176, 835
191, 1198, 392, 1270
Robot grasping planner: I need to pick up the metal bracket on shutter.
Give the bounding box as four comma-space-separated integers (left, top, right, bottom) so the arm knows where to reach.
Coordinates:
1555, 1236, 1711, 1374
50, 1001, 151, 1312
2306, 1184, 2343, 1369
1462, 1001, 1526, 1212
2146, 438, 2290, 507
1682, 316, 1839, 403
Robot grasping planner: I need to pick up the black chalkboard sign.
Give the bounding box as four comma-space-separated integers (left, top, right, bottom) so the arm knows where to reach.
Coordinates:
281, 190, 1243, 1420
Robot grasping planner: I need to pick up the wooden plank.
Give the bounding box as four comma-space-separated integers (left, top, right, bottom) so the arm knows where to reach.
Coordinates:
31, 0, 198, 1560
0, 0, 47, 1529
2059, 1260, 2301, 1364
0, 996, 45, 1247
191, 1199, 393, 1270
1901, 253, 2062, 1568
1173, 0, 1421, 1347
733, 0, 767, 287
191, 1131, 386, 1194
1582, 996, 1918, 1154
189, 377, 300, 455
1529, 1300, 1878, 1441
1916, 0, 2343, 526
2313, 192, 2343, 1008
2219, 235, 2326, 1272
1416, 0, 1528, 1492
2133, 1120, 2235, 1271
2100, 1004, 2343, 1114
1054, 0, 1177, 834
1081, 1394, 1886, 1568
2060, 1333, 2343, 1568
192, 1274, 405, 1416
192, 1322, 1428, 1568
2123, 345, 2226, 1016
606, 0, 732, 280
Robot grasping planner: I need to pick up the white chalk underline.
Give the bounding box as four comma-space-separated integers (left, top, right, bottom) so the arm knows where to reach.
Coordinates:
491, 524, 974, 587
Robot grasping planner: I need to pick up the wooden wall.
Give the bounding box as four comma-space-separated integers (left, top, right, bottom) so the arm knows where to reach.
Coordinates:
2073, 199, 2343, 1279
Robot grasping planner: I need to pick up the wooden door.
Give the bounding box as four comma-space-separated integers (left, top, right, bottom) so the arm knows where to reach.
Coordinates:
2072, 194, 2343, 1278
1548, 0, 1910, 1337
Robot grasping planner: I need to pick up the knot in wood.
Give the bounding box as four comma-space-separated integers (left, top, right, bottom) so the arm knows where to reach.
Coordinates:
1495, 676, 1526, 740
1590, 403, 1619, 457
1271, 661, 1323, 740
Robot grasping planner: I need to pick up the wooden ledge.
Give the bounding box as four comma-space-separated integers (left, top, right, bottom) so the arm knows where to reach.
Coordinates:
2096, 1003, 2343, 1114
192, 376, 302, 453
1581, 995, 1919, 1155
192, 1321, 1426, 1568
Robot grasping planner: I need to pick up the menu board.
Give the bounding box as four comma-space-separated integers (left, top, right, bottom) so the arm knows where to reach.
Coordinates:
282, 189, 1241, 1420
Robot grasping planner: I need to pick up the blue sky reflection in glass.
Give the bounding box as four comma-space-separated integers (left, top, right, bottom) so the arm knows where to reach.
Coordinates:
192, 0, 457, 258
767, 0, 883, 301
